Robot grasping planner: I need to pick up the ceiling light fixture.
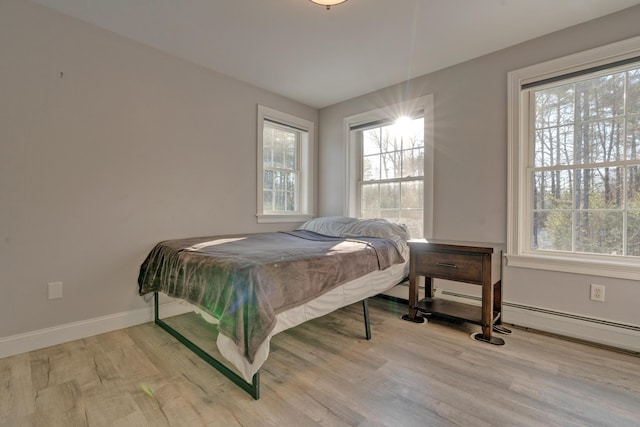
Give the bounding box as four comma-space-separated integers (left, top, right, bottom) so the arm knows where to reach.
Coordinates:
309, 0, 347, 10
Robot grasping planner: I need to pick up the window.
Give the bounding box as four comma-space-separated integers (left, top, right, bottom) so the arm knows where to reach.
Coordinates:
345, 95, 433, 239
257, 105, 314, 223
507, 36, 640, 279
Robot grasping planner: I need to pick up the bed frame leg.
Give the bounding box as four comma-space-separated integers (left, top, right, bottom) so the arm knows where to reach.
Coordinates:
363, 298, 371, 340
153, 292, 261, 400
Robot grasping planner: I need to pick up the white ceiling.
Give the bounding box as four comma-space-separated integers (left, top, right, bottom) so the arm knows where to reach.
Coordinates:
33, 0, 640, 108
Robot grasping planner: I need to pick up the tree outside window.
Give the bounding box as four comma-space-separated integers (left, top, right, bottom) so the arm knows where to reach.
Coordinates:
531, 66, 640, 257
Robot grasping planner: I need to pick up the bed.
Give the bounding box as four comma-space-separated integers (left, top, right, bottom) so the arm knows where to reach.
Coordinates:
138, 216, 410, 399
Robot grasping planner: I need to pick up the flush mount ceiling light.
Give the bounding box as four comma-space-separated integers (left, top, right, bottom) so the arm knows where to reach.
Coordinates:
309, 0, 348, 10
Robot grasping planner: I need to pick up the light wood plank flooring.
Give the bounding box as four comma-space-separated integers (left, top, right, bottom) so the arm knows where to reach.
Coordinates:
1, 298, 639, 426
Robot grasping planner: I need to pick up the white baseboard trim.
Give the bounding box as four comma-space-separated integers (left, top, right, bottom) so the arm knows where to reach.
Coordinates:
440, 290, 640, 353
3, 293, 639, 359
0, 301, 192, 359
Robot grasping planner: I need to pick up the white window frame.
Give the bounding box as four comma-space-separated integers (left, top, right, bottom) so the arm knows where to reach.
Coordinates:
343, 95, 434, 238
507, 35, 640, 280
257, 105, 315, 223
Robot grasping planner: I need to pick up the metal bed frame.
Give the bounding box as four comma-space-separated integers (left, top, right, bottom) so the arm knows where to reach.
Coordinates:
153, 292, 372, 400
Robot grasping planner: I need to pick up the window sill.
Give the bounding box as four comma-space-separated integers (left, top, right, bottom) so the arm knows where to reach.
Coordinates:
256, 213, 315, 224
505, 253, 640, 281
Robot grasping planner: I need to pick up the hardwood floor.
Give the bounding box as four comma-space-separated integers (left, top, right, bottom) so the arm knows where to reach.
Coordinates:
1, 298, 639, 426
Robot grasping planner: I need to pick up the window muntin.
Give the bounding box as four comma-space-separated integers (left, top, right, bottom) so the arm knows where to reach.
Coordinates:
358, 116, 425, 238
528, 65, 640, 258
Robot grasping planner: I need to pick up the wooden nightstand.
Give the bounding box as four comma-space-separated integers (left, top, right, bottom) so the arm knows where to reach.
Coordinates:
402, 239, 506, 345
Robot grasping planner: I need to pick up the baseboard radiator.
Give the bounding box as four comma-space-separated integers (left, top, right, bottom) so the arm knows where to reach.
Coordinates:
440, 290, 640, 354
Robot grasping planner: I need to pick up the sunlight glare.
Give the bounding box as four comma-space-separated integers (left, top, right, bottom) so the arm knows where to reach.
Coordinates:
394, 116, 414, 136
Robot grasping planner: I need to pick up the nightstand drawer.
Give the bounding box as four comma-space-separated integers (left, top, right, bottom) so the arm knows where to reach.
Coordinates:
413, 252, 483, 283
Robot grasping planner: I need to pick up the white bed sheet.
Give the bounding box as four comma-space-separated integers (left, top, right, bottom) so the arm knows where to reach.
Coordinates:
184, 250, 409, 382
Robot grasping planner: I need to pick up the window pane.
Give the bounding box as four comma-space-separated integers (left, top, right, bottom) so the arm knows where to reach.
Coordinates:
264, 170, 273, 189
533, 170, 573, 209
274, 191, 286, 211
535, 84, 575, 129
264, 123, 297, 169
273, 147, 285, 169
380, 151, 401, 179
403, 148, 424, 177
286, 172, 296, 192
361, 209, 378, 218
380, 182, 399, 209
534, 125, 573, 167
401, 180, 423, 209
271, 171, 283, 191
286, 191, 295, 211
628, 211, 640, 256
627, 68, 640, 114
363, 154, 380, 181
400, 118, 424, 149
399, 209, 423, 239
627, 115, 640, 160
575, 73, 625, 121
594, 167, 624, 209
628, 166, 640, 209
575, 167, 623, 209
532, 211, 572, 251
362, 184, 379, 209
263, 190, 273, 210
285, 149, 296, 170
575, 211, 623, 255
575, 119, 624, 164
363, 129, 381, 155
263, 146, 273, 167
263, 170, 297, 212
379, 210, 400, 223
381, 126, 402, 152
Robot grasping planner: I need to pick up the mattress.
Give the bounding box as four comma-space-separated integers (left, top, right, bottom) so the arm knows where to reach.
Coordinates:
183, 250, 408, 382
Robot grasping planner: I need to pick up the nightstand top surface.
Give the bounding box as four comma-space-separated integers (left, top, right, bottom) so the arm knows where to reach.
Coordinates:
408, 239, 503, 254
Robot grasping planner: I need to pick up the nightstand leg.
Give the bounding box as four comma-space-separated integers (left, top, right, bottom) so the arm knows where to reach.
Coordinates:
472, 278, 504, 345
482, 277, 492, 339
424, 276, 433, 299
402, 272, 425, 323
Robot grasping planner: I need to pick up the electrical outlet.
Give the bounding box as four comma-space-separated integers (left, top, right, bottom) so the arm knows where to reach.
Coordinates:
48, 281, 63, 300
590, 284, 605, 302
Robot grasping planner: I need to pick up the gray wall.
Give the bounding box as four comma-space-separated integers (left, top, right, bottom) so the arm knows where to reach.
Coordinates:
2, 0, 639, 350
318, 7, 640, 332
0, 0, 317, 339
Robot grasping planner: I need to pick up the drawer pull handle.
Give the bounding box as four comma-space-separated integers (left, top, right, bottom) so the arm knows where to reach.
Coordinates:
436, 262, 459, 268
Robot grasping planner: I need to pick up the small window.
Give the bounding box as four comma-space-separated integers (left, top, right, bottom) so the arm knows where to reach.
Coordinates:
257, 105, 315, 223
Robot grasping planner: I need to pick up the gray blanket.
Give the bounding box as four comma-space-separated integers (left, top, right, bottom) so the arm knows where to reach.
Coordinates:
138, 230, 404, 363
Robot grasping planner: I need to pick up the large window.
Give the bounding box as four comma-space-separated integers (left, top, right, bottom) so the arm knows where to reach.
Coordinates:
507, 36, 640, 279
257, 105, 314, 223
345, 96, 433, 239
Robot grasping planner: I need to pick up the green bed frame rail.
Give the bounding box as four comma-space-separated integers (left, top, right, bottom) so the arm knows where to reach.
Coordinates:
152, 292, 374, 400
153, 292, 260, 400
